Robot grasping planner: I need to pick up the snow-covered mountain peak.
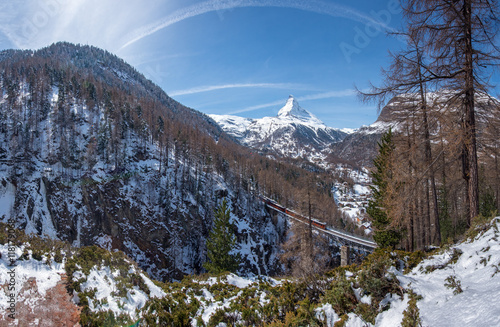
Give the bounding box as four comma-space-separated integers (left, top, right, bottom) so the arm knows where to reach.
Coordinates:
277, 95, 317, 122
211, 96, 347, 163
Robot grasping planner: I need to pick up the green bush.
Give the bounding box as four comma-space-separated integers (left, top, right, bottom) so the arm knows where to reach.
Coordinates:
401, 290, 422, 327
54, 249, 64, 263
322, 274, 357, 315
355, 302, 378, 325
79, 307, 133, 327
357, 250, 400, 303
141, 295, 199, 327
208, 282, 238, 302
465, 214, 497, 240
31, 249, 43, 261
207, 307, 239, 327
130, 273, 150, 295
393, 250, 427, 274
334, 314, 349, 327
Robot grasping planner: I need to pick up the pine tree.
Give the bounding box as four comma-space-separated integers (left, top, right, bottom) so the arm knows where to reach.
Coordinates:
204, 198, 240, 274
367, 129, 402, 248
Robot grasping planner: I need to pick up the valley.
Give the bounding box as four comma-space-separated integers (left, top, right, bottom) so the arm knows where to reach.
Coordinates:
0, 17, 498, 323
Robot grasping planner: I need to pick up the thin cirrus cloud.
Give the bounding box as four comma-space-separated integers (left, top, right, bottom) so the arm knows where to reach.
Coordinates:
229, 89, 356, 115
119, 0, 396, 50
0, 0, 146, 51
168, 83, 309, 97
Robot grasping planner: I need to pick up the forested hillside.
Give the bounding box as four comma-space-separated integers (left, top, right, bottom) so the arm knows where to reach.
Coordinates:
0, 42, 341, 281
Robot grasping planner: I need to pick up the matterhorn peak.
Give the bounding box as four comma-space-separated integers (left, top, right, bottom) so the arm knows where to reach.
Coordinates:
278, 95, 306, 117
277, 96, 321, 124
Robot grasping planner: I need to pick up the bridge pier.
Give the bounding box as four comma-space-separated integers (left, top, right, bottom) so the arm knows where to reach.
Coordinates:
341, 245, 350, 266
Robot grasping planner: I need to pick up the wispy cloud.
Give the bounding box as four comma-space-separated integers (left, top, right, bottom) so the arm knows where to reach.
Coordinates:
120, 0, 396, 50
229, 89, 356, 114
229, 99, 286, 115
298, 89, 356, 101
169, 82, 307, 96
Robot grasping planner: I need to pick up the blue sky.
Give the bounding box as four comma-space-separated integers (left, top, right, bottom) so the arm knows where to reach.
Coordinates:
0, 0, 497, 129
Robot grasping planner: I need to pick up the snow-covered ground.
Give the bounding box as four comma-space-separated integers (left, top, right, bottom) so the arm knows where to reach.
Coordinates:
0, 244, 64, 312
0, 243, 70, 324
315, 293, 411, 327
75, 265, 165, 320
1, 217, 499, 325
397, 217, 500, 327
0, 241, 166, 324
171, 217, 500, 326
320, 217, 500, 326
190, 273, 282, 325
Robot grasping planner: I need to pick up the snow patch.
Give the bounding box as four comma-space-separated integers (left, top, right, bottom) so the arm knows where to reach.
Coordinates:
0, 178, 15, 219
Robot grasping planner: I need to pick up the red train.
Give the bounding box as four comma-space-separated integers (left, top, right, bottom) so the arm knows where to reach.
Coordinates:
262, 197, 327, 230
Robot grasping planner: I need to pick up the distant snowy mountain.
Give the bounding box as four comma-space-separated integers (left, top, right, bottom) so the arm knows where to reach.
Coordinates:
211, 96, 347, 162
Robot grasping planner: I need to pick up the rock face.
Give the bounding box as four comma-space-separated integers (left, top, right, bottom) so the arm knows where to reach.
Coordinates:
328, 131, 381, 168
210, 96, 347, 163
0, 42, 283, 281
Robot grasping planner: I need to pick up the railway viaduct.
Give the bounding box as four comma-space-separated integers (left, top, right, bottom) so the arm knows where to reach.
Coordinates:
261, 196, 377, 265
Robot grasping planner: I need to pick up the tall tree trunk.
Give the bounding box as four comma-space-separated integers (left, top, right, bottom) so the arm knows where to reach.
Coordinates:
462, 0, 480, 225
418, 71, 441, 245
407, 195, 415, 251
419, 186, 427, 248
405, 125, 415, 250
425, 180, 432, 245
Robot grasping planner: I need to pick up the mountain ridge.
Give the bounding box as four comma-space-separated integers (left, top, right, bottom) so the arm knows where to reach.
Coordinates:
212, 90, 500, 169
328, 90, 500, 167
210, 96, 347, 162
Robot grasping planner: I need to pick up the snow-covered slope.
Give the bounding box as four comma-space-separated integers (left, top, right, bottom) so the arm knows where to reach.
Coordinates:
210, 96, 347, 162
0, 237, 165, 325
396, 217, 500, 326
171, 216, 500, 326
